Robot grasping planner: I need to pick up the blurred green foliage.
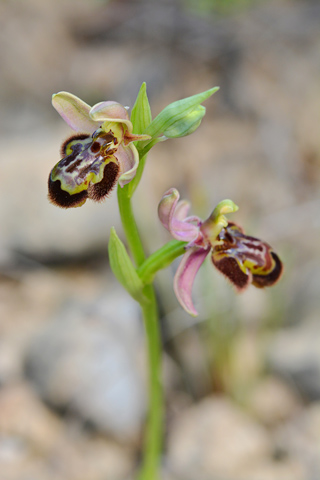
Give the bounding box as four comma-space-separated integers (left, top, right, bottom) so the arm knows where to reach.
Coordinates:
184, 0, 264, 15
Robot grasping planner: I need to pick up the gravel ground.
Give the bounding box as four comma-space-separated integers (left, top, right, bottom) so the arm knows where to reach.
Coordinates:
0, 0, 319, 478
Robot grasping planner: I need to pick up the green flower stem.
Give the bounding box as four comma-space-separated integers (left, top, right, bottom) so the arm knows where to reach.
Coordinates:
117, 185, 146, 267
117, 183, 162, 480
138, 284, 163, 480
137, 240, 187, 284
127, 154, 148, 199
136, 136, 167, 163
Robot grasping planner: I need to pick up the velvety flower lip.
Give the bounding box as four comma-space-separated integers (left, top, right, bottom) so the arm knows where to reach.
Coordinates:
211, 222, 283, 292
49, 92, 150, 208
158, 189, 283, 316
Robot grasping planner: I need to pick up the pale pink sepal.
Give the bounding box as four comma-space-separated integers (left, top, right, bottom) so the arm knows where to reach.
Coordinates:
52, 92, 98, 133
174, 246, 210, 316
117, 144, 139, 187
158, 188, 201, 242
90, 101, 133, 131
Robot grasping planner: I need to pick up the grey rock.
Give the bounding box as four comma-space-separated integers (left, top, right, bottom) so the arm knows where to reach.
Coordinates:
267, 321, 320, 401
25, 287, 146, 442
167, 396, 271, 480
275, 403, 320, 479
0, 383, 135, 480
247, 376, 302, 427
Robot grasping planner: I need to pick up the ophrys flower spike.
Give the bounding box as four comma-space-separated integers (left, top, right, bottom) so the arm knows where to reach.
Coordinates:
47, 84, 283, 480
158, 188, 283, 316
48, 92, 150, 208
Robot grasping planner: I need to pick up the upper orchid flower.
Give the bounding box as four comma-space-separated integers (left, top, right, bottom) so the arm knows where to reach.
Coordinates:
158, 188, 283, 316
48, 92, 150, 208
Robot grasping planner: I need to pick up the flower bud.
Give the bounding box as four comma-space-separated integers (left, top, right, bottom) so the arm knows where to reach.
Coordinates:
163, 105, 206, 138
144, 87, 219, 141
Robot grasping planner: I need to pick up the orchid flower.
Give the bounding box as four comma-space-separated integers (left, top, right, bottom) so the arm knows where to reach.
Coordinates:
48, 92, 150, 208
158, 188, 283, 316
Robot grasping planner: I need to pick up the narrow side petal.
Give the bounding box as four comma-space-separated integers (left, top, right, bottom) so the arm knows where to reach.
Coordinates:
174, 246, 210, 316
90, 101, 133, 131
117, 144, 139, 187
52, 92, 97, 133
123, 132, 151, 144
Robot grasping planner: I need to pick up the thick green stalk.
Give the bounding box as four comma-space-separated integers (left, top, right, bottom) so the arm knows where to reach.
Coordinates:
117, 185, 146, 267
117, 184, 162, 480
138, 285, 163, 480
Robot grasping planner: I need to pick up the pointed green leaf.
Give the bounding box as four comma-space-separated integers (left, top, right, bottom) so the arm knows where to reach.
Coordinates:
108, 227, 145, 302
126, 83, 152, 198
130, 82, 152, 134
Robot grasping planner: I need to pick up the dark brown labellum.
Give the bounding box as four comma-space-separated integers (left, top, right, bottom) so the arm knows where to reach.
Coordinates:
252, 251, 283, 288
88, 162, 120, 202
212, 255, 250, 291
48, 177, 88, 208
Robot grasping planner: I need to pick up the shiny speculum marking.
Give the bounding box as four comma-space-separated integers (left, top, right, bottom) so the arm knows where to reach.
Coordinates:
48, 128, 120, 208
212, 222, 283, 290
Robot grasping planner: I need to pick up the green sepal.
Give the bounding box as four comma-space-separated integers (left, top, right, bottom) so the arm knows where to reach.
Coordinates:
108, 227, 145, 302
143, 86, 219, 140
130, 82, 152, 134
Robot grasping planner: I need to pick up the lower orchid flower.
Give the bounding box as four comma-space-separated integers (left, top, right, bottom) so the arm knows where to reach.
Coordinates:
48, 92, 150, 208
158, 188, 283, 316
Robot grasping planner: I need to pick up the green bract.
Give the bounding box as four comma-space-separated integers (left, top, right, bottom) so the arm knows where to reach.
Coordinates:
130, 82, 152, 135
108, 227, 145, 303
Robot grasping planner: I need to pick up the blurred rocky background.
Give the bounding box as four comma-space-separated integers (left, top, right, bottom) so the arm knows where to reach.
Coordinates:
0, 0, 320, 478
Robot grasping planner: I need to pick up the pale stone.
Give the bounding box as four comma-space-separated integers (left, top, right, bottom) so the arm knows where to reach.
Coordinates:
248, 376, 302, 426
0, 382, 135, 480
167, 396, 271, 479
25, 286, 147, 442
